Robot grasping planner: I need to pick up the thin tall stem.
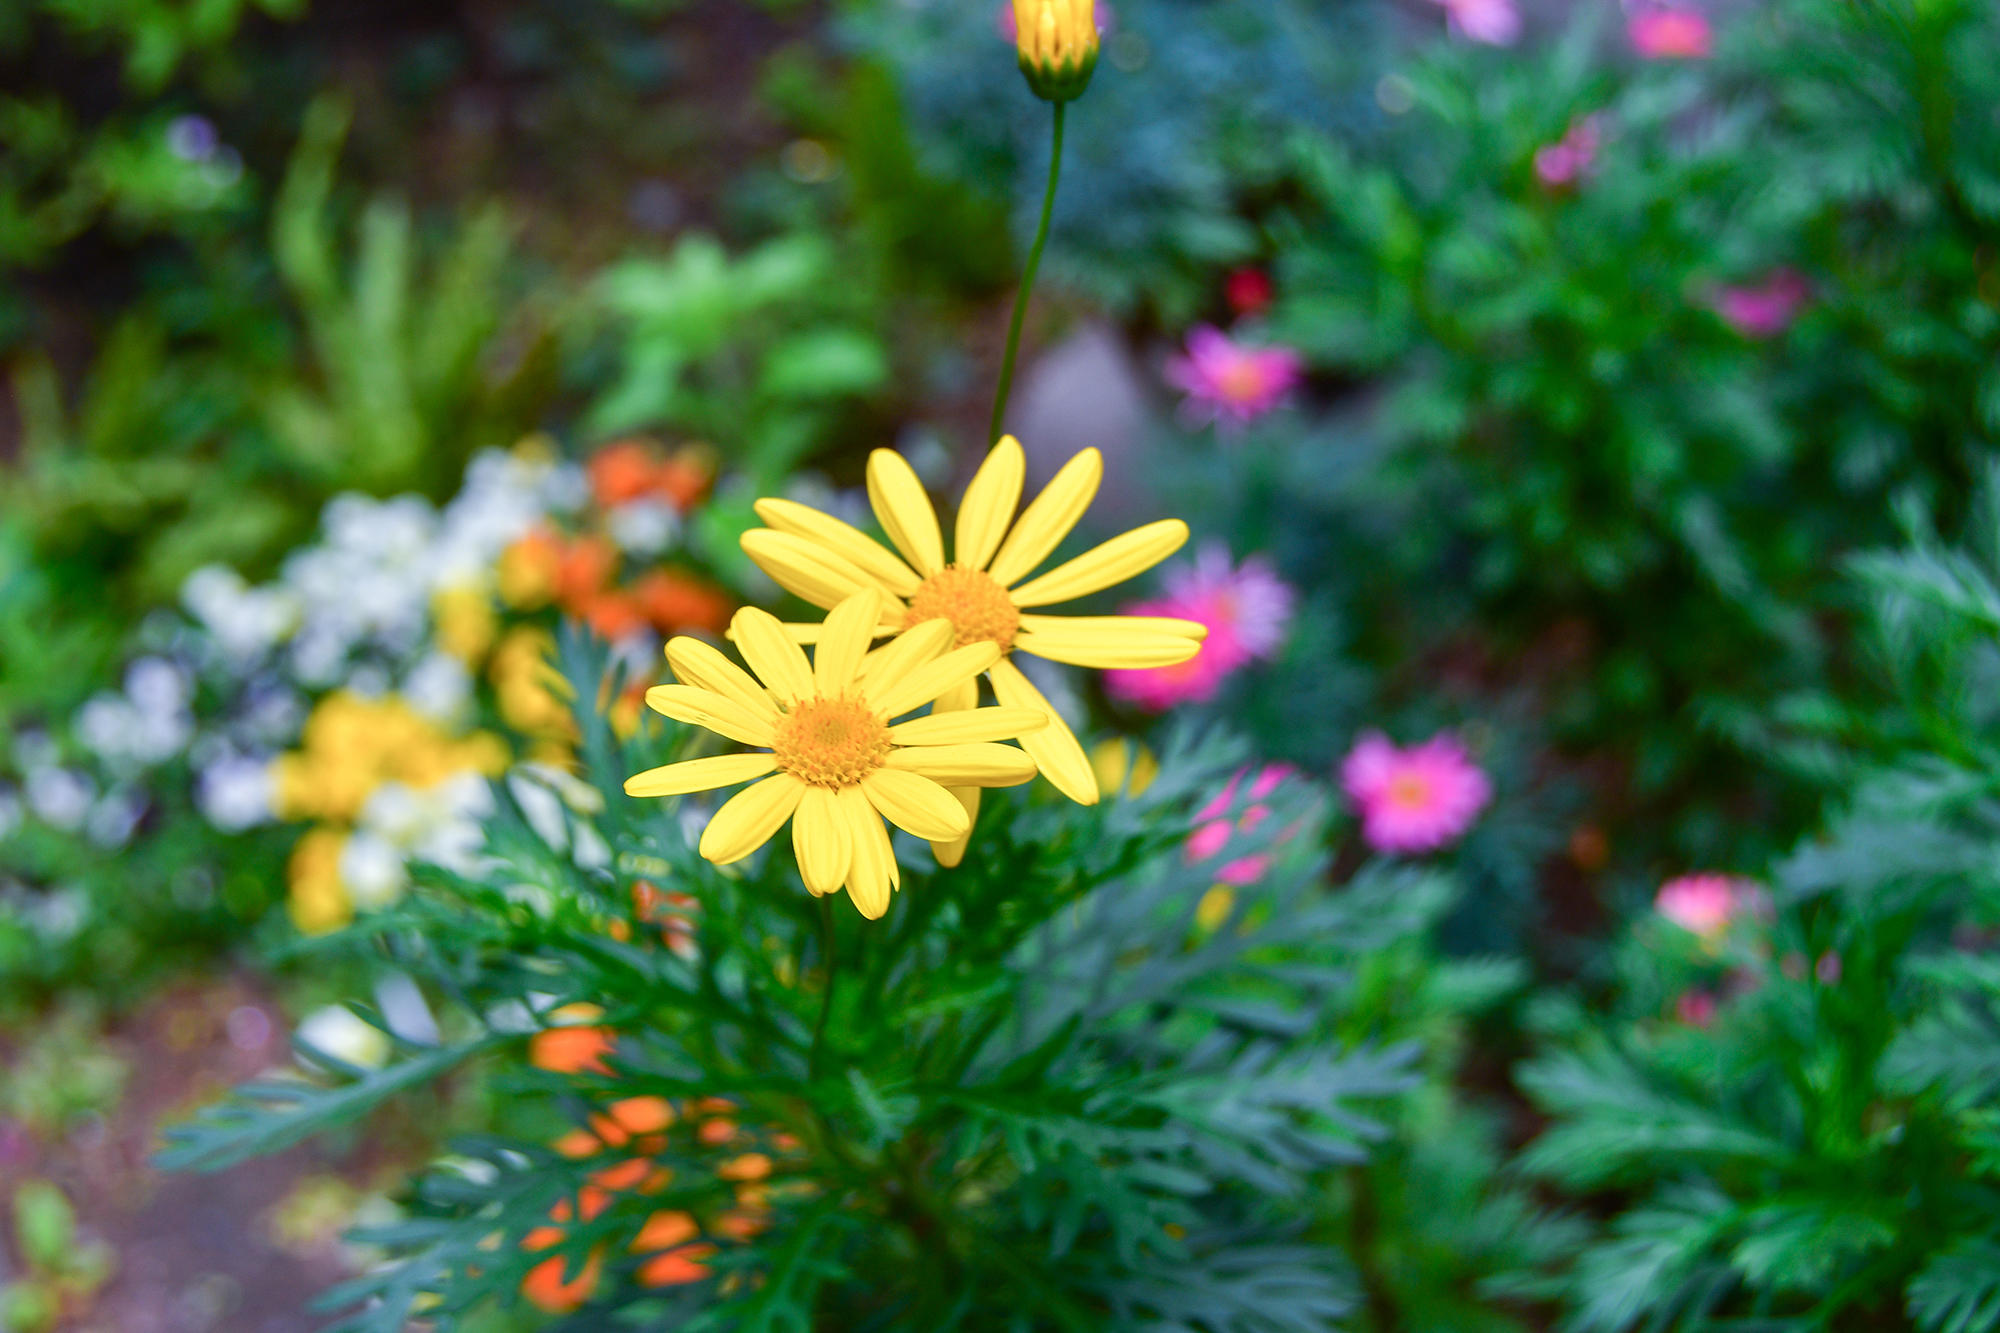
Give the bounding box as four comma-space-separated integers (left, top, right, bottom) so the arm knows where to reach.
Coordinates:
989, 100, 1067, 445
810, 895, 838, 1079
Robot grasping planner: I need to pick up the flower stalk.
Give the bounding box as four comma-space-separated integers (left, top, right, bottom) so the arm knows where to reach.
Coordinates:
989, 101, 1066, 447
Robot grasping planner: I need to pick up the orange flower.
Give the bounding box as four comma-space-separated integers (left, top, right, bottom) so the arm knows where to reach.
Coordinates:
634, 569, 734, 635
581, 589, 647, 641
638, 1243, 717, 1288
555, 535, 619, 611
530, 1018, 615, 1075
590, 1096, 675, 1146
717, 1153, 771, 1183
655, 447, 713, 512
590, 1157, 671, 1195
553, 1129, 602, 1159
589, 439, 665, 508
633, 881, 699, 959
632, 1210, 701, 1253
522, 1249, 604, 1313
697, 1118, 738, 1146
498, 529, 564, 610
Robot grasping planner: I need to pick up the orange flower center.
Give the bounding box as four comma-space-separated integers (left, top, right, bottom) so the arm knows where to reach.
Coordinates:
772, 695, 890, 789
905, 565, 1020, 652
1217, 359, 1269, 404
1384, 774, 1433, 811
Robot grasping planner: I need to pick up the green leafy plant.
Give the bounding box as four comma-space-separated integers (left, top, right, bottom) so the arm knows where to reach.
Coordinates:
1513, 485, 2000, 1331
162, 631, 1441, 1329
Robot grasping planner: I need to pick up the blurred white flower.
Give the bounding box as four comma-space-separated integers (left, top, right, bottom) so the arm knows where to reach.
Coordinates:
402, 653, 472, 723
197, 753, 275, 832
339, 832, 409, 909
183, 566, 299, 663
125, 656, 191, 714
75, 693, 137, 763
296, 1005, 392, 1070
26, 767, 94, 831
607, 499, 681, 556
86, 789, 145, 848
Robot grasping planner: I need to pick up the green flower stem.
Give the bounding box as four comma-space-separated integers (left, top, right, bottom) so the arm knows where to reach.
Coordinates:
810, 894, 837, 1079
989, 100, 1067, 445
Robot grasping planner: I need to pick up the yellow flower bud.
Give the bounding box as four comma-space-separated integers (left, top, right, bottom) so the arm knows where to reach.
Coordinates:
1013, 0, 1098, 103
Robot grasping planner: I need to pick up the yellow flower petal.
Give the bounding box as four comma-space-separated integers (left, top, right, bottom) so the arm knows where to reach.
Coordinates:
740, 529, 881, 611
813, 589, 882, 695
887, 706, 1048, 745
861, 768, 970, 841
1012, 628, 1203, 670
856, 618, 955, 693
932, 786, 979, 868
986, 447, 1103, 589
644, 684, 777, 747
1017, 613, 1209, 641
666, 637, 775, 717
882, 742, 1037, 787
989, 657, 1099, 804
792, 786, 851, 896
698, 773, 806, 865
869, 642, 1002, 721
731, 607, 814, 702
1006, 519, 1189, 608
837, 786, 896, 919
753, 498, 922, 597
625, 752, 777, 799
956, 435, 1025, 573
866, 449, 945, 576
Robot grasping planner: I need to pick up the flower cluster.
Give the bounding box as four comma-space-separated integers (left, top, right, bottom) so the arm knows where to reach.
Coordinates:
0, 436, 755, 949
625, 435, 1206, 916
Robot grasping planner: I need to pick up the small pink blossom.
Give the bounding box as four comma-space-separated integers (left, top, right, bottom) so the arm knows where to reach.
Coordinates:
1339, 730, 1491, 855
1429, 0, 1521, 45
1104, 546, 1295, 712
1712, 269, 1811, 338
1164, 325, 1304, 430
1815, 951, 1842, 985
1534, 115, 1604, 189
1187, 764, 1296, 885
1629, 6, 1712, 58
1225, 268, 1274, 317
1674, 990, 1718, 1027
1655, 873, 1767, 941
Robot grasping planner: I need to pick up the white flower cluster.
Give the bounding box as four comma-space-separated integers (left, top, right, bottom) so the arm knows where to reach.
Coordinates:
339, 775, 496, 911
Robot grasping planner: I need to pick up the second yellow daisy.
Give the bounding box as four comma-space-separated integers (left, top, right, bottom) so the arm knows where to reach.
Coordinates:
623, 590, 1045, 919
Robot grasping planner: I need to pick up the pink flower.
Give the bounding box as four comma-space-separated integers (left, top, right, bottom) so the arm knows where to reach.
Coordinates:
1187, 765, 1296, 885
1429, 0, 1521, 45
1225, 267, 1275, 317
1339, 731, 1491, 855
1628, 6, 1712, 58
1712, 269, 1811, 338
1534, 115, 1604, 189
1654, 873, 1766, 941
1104, 546, 1296, 711
1164, 325, 1304, 430
1674, 990, 1718, 1027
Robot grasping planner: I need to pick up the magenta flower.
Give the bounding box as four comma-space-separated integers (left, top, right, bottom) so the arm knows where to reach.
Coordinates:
1628, 6, 1712, 58
1654, 872, 1767, 943
1534, 115, 1604, 189
1339, 730, 1491, 855
1164, 325, 1304, 430
1674, 990, 1719, 1028
1712, 269, 1811, 338
1104, 546, 1295, 711
1429, 0, 1521, 45
1187, 764, 1296, 886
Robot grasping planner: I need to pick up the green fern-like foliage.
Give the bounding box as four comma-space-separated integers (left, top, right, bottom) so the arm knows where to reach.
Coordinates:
1269, 0, 2000, 849
161, 631, 1437, 1330
1514, 491, 2000, 1332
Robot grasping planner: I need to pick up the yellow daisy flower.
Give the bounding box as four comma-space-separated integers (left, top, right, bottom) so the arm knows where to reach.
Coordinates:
738, 436, 1204, 862
622, 589, 1046, 919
